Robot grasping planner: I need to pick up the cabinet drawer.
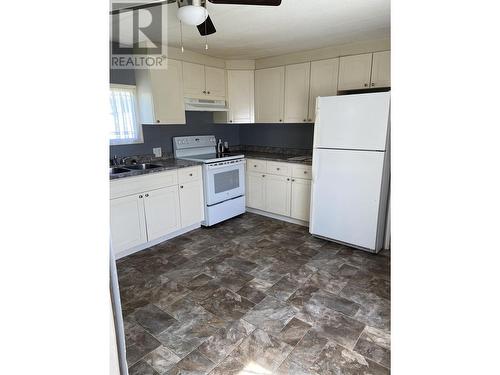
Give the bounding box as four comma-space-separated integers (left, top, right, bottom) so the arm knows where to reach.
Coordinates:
178, 166, 201, 184
292, 164, 312, 180
246, 159, 267, 173
110, 170, 178, 199
266, 161, 291, 177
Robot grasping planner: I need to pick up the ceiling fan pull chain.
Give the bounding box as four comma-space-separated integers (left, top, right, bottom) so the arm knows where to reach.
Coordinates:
180, 20, 184, 53
204, 6, 208, 50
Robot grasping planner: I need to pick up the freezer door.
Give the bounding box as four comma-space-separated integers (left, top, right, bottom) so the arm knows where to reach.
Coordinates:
314, 92, 390, 151
310, 149, 385, 251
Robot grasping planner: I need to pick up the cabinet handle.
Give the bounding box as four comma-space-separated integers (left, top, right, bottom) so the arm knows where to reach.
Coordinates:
145, 194, 149, 197
303, 119, 306, 122
207, 91, 211, 94
202, 90, 206, 94
229, 120, 233, 123
156, 120, 160, 123
262, 175, 265, 177
180, 185, 184, 189
254, 165, 257, 168
292, 179, 295, 182
139, 195, 143, 198
308, 118, 312, 122
189, 173, 193, 176
287, 178, 290, 181
279, 119, 283, 122
304, 171, 308, 174
364, 83, 368, 87
371, 82, 375, 87
276, 168, 280, 170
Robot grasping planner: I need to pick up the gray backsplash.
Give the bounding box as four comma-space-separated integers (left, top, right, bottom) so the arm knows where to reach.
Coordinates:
109, 58, 314, 158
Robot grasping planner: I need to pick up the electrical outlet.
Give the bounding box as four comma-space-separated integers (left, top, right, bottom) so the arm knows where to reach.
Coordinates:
153, 147, 162, 158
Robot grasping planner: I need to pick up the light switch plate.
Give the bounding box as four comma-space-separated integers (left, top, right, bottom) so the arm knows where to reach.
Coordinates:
153, 147, 162, 158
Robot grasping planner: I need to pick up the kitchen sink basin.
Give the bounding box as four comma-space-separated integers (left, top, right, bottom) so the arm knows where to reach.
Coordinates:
125, 163, 163, 170
109, 167, 131, 175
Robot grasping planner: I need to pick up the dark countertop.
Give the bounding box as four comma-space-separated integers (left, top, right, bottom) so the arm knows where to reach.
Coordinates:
110, 159, 203, 181
238, 151, 312, 165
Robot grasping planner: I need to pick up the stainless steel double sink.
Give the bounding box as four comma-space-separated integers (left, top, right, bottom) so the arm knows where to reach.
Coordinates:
109, 163, 163, 176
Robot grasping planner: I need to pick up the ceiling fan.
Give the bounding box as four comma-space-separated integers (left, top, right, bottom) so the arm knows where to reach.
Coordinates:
109, 0, 282, 37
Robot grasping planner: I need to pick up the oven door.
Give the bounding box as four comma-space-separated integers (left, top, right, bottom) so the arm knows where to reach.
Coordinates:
205, 159, 245, 206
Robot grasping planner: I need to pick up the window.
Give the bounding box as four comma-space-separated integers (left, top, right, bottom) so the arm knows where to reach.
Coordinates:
109, 84, 143, 145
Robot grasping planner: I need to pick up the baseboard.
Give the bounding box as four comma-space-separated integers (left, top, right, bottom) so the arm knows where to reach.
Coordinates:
246, 207, 309, 227
114, 223, 201, 260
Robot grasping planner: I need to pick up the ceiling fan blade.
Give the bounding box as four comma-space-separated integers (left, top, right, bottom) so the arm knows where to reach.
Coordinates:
197, 15, 217, 36
208, 0, 281, 5
109, 0, 175, 16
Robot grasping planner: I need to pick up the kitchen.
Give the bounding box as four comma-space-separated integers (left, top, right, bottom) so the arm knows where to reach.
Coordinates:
4, 1, 497, 374
109, 1, 391, 374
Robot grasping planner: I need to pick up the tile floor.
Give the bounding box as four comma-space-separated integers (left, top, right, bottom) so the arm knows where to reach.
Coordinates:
117, 213, 390, 375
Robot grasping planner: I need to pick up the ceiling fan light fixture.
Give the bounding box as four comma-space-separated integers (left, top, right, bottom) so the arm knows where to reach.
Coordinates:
177, 5, 208, 26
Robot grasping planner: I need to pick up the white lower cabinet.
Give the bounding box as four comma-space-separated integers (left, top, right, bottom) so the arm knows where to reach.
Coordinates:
179, 180, 204, 227
247, 172, 266, 210
143, 186, 181, 241
246, 159, 311, 223
110, 167, 204, 256
265, 174, 291, 216
110, 194, 148, 252
291, 178, 312, 221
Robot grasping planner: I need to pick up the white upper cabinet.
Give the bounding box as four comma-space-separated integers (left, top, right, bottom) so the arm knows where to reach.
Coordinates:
183, 62, 226, 99
338, 53, 373, 91
135, 59, 186, 125
284, 62, 311, 123
370, 51, 391, 88
227, 70, 255, 123
182, 62, 206, 98
255, 66, 285, 123
308, 58, 339, 121
205, 66, 226, 99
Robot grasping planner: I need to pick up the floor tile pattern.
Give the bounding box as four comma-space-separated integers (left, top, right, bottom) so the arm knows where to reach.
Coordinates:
117, 213, 390, 374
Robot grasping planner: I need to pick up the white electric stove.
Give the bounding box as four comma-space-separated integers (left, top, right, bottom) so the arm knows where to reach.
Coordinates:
173, 135, 246, 226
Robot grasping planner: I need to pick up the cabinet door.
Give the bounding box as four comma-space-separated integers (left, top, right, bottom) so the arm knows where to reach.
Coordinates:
309, 58, 339, 121
246, 172, 266, 210
110, 194, 147, 254
338, 53, 373, 91
143, 186, 181, 241
265, 174, 291, 216
291, 178, 311, 221
151, 59, 186, 124
371, 51, 391, 88
205, 66, 226, 99
182, 62, 206, 98
284, 62, 311, 123
227, 70, 254, 123
255, 66, 285, 123
179, 180, 204, 227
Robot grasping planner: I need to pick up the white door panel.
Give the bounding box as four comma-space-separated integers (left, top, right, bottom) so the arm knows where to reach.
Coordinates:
179, 180, 204, 227
110, 195, 147, 253
314, 92, 390, 151
291, 178, 311, 221
310, 149, 385, 250
143, 186, 181, 241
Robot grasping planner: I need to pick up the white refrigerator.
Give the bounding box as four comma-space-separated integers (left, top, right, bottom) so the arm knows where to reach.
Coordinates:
309, 92, 390, 253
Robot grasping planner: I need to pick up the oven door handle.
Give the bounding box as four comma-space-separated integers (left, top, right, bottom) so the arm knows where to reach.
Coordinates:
207, 160, 245, 170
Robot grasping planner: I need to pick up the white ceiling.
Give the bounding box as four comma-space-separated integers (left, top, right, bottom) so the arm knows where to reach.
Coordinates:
111, 0, 390, 60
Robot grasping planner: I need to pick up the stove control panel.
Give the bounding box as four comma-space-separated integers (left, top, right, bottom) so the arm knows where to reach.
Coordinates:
173, 135, 216, 150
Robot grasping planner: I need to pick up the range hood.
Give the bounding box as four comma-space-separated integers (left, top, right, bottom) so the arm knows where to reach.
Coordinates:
184, 98, 229, 112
